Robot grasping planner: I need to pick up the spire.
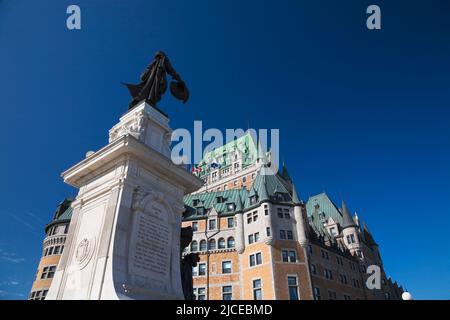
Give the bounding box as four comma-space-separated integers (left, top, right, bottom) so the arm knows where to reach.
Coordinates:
292, 183, 301, 205
257, 139, 268, 164
280, 162, 292, 182
354, 211, 360, 226
341, 200, 356, 229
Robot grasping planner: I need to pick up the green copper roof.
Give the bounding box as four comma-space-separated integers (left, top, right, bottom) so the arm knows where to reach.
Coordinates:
306, 193, 343, 234
196, 132, 258, 177
45, 199, 73, 232
183, 167, 298, 220
292, 184, 301, 205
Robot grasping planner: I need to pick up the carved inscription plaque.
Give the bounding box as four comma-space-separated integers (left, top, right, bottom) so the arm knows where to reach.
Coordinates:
130, 201, 171, 289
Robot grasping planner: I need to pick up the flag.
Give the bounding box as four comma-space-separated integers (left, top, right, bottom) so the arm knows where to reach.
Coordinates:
209, 162, 221, 169
191, 166, 202, 173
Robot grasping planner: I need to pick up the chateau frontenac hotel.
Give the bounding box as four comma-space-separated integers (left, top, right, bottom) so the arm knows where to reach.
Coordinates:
30, 132, 404, 300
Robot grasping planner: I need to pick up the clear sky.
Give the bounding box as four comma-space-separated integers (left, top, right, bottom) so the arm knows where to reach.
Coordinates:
0, 0, 449, 300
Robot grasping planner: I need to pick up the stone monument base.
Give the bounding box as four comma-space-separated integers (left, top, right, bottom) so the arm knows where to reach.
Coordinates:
46, 102, 203, 300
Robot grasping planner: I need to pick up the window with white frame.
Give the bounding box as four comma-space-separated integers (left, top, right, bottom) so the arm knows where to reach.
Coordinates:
249, 252, 262, 267
288, 276, 299, 300
222, 286, 232, 300
222, 261, 232, 274
253, 279, 262, 300
198, 263, 206, 276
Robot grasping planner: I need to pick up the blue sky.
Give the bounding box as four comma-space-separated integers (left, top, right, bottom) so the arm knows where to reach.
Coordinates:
1, 0, 449, 300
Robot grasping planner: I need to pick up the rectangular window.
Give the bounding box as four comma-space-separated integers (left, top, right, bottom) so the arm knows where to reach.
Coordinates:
284, 209, 290, 219
286, 230, 293, 240
254, 232, 260, 242
41, 265, 56, 279
310, 264, 317, 275
288, 276, 299, 300
198, 263, 206, 276
196, 287, 206, 300
277, 208, 283, 218
329, 227, 337, 236
253, 211, 258, 222
247, 213, 252, 224
256, 252, 262, 265
227, 217, 234, 228
54, 246, 60, 255
313, 287, 321, 300
344, 294, 351, 300
192, 266, 198, 276
222, 286, 232, 300
266, 227, 271, 237
48, 247, 54, 255
64, 224, 69, 234
264, 205, 268, 216
250, 254, 256, 267
328, 290, 337, 300
209, 219, 216, 230
308, 245, 313, 255
222, 261, 232, 274
289, 250, 297, 262
192, 221, 198, 232
282, 250, 289, 262
248, 234, 254, 244
280, 230, 286, 239
250, 253, 262, 266
253, 279, 262, 300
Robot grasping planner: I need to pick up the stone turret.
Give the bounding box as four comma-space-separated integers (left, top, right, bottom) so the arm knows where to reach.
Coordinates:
292, 184, 308, 247
234, 194, 245, 254
341, 200, 362, 257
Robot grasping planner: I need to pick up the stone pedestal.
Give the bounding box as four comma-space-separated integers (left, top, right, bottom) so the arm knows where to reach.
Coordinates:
46, 102, 203, 300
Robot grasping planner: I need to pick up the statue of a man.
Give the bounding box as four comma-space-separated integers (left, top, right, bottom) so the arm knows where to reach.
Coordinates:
123, 51, 189, 110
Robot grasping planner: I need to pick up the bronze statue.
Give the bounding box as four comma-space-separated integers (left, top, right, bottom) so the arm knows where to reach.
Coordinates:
123, 51, 189, 110
180, 226, 200, 300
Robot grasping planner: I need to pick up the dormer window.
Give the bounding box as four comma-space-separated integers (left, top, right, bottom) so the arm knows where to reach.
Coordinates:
250, 195, 258, 205
196, 207, 205, 216
216, 196, 225, 204
193, 199, 200, 207
329, 227, 337, 236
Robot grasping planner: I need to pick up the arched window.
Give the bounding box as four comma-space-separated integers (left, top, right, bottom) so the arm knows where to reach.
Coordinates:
208, 239, 216, 250
227, 237, 235, 248
218, 238, 226, 249
200, 240, 207, 251
191, 241, 198, 252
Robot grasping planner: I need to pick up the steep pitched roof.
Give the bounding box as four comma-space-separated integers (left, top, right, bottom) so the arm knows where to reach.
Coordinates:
341, 201, 356, 229
292, 184, 301, 205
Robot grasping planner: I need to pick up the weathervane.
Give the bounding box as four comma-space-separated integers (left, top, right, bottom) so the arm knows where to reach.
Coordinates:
123, 51, 189, 110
